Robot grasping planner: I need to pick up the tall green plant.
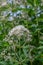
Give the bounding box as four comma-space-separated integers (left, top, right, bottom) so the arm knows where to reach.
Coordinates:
0, 0, 43, 65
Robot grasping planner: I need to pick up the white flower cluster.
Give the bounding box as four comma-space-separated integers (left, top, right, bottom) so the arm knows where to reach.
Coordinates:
1, 2, 7, 7
8, 25, 32, 41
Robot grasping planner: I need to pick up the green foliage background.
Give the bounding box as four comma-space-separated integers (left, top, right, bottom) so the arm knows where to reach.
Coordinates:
0, 0, 43, 65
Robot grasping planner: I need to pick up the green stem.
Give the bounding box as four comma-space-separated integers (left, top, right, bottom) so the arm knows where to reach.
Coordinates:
31, 61, 33, 65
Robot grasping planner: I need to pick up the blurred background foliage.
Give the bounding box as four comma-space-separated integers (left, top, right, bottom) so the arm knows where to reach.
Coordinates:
0, 0, 43, 65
